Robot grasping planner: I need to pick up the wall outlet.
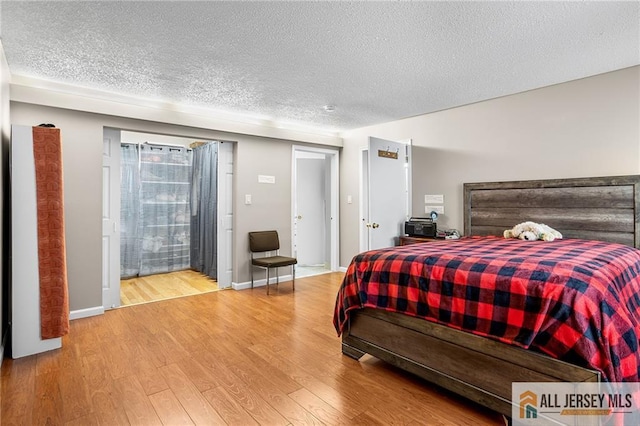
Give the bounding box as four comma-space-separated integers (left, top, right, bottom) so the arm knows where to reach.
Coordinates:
426, 205, 444, 215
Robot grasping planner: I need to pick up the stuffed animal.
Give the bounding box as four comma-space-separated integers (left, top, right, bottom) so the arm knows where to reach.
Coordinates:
503, 221, 563, 242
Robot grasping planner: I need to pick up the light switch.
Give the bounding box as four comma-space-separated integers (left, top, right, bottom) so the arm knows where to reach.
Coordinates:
426, 205, 444, 215
258, 175, 275, 184
425, 194, 444, 204
245, 194, 252, 205
347, 195, 353, 204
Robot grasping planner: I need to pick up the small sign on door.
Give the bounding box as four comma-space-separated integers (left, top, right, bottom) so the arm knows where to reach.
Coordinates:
378, 149, 398, 159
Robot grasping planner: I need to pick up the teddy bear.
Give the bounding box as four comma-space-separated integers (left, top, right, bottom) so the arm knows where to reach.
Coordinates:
503, 221, 563, 242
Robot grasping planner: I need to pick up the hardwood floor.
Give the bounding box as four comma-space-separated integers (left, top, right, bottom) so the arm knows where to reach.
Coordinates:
121, 270, 219, 306
1, 272, 503, 425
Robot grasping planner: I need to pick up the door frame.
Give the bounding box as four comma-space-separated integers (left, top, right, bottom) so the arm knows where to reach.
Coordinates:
102, 130, 235, 310
291, 145, 340, 271
359, 147, 368, 253
216, 141, 234, 289
359, 138, 412, 252
103, 127, 121, 310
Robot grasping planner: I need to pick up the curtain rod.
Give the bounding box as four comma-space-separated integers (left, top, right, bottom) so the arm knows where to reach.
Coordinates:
143, 141, 186, 148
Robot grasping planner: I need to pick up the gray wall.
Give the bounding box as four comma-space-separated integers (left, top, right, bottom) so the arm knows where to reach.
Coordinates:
234, 137, 294, 279
10, 66, 639, 313
0, 41, 10, 358
10, 102, 314, 311
340, 66, 640, 266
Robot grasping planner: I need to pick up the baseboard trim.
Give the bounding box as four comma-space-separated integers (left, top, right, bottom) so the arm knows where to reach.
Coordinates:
232, 282, 250, 291
338, 266, 348, 273
232, 274, 293, 291
70, 306, 105, 320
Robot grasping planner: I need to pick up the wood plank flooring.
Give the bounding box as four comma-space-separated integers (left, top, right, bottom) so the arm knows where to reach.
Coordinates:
121, 270, 218, 306
1, 272, 503, 425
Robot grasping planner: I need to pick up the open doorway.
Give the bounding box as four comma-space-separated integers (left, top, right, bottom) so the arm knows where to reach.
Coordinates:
291, 146, 339, 278
102, 129, 234, 308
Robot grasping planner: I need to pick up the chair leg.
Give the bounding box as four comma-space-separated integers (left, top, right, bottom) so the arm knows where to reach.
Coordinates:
266, 268, 270, 295
251, 263, 254, 289
276, 267, 279, 289
292, 264, 295, 292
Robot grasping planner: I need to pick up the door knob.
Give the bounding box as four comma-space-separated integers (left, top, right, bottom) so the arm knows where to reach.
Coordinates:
372, 223, 379, 229
297, 215, 302, 220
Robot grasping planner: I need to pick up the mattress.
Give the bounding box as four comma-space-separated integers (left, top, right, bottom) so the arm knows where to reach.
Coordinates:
334, 237, 640, 382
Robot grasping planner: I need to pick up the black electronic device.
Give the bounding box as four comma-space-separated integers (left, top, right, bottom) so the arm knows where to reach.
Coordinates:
404, 217, 437, 238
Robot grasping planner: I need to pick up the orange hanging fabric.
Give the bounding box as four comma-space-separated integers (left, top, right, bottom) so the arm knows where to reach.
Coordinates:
32, 126, 70, 339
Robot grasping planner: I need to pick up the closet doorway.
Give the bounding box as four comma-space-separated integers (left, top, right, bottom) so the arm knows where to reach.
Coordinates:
102, 129, 234, 309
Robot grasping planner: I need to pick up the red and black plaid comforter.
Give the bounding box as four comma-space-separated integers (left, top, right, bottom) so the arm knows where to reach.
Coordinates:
333, 237, 640, 382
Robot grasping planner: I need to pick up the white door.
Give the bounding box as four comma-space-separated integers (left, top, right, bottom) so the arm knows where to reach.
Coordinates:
217, 141, 234, 289
365, 137, 411, 250
295, 156, 326, 265
102, 128, 121, 309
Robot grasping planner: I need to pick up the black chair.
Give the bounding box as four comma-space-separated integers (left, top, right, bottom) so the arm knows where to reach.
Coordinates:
249, 230, 297, 295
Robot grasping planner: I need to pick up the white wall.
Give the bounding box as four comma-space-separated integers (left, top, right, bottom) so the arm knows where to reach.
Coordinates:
295, 157, 326, 265
339, 66, 640, 266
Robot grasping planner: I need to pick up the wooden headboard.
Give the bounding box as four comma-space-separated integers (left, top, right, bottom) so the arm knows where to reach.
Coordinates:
463, 175, 640, 248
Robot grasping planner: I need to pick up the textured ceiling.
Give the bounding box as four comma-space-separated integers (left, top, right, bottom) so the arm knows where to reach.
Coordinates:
1, 1, 639, 133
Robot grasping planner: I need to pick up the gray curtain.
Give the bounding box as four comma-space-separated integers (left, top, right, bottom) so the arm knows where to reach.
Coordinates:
120, 143, 140, 278
190, 142, 218, 279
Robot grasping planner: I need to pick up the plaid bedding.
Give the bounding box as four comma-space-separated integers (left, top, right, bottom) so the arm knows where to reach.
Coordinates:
333, 237, 640, 382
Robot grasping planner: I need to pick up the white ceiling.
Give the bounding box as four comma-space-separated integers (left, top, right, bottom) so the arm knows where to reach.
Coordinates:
1, 1, 638, 133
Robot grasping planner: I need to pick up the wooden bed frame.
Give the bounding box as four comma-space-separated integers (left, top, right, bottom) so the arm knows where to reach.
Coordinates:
341, 175, 640, 417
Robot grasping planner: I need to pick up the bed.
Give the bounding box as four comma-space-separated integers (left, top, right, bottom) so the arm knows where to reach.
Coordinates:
333, 175, 640, 417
